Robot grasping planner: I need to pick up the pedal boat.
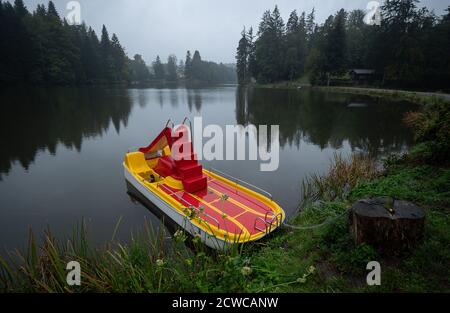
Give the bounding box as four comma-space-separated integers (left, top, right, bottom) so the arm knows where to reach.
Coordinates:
123, 120, 285, 250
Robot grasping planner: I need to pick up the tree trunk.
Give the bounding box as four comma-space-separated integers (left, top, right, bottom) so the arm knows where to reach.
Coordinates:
349, 197, 425, 255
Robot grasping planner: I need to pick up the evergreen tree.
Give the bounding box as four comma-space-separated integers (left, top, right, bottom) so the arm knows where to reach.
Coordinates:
285, 10, 308, 80
326, 9, 347, 76
247, 27, 257, 80
129, 54, 151, 82
166, 54, 178, 81
254, 6, 286, 82
346, 10, 369, 69
13, 0, 28, 18
380, 0, 425, 86
47, 1, 59, 18
0, 1, 138, 85
236, 27, 249, 84
190, 50, 203, 80
306, 8, 316, 36
100, 25, 115, 81
286, 10, 299, 34
184, 50, 192, 79
153, 55, 165, 80
183, 50, 236, 83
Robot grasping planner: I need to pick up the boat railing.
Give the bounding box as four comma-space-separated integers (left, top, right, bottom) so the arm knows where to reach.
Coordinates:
157, 183, 220, 229
181, 117, 194, 144
209, 167, 273, 201
165, 119, 175, 128
254, 212, 283, 234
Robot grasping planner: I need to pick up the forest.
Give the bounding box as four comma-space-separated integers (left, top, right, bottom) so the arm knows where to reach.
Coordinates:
0, 0, 236, 85
236, 0, 450, 90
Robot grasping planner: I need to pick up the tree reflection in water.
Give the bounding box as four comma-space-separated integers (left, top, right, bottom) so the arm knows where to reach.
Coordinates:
235, 87, 416, 156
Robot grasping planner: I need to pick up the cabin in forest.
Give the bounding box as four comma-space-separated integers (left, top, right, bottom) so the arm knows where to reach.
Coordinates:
349, 69, 376, 84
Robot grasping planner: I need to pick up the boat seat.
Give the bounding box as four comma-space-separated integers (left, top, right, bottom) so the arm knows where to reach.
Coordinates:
125, 152, 152, 176
154, 155, 178, 178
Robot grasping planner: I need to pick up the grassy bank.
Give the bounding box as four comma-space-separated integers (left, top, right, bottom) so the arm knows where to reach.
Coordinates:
313, 86, 450, 106
1, 93, 449, 293
1, 154, 448, 292
255, 81, 450, 106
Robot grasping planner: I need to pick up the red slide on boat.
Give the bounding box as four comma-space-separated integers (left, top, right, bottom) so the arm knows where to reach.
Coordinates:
139, 124, 207, 193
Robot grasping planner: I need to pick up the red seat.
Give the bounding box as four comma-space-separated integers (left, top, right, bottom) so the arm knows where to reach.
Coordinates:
154, 156, 177, 178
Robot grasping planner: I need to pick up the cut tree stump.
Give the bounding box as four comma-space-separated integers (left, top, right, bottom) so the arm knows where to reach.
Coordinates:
349, 197, 425, 254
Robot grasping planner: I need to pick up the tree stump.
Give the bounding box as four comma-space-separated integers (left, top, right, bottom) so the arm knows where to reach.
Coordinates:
349, 197, 425, 254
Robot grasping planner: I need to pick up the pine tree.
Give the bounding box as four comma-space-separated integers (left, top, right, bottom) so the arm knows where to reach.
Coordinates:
100, 25, 115, 81
191, 50, 202, 80
166, 54, 178, 81
13, 0, 28, 18
286, 10, 299, 34
326, 9, 347, 76
247, 27, 257, 80
47, 1, 59, 18
306, 8, 316, 36
130, 54, 151, 82
254, 6, 285, 82
153, 55, 165, 80
236, 27, 249, 84
184, 50, 192, 79
110, 33, 129, 81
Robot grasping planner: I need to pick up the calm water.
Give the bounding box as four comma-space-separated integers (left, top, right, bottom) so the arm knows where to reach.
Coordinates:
0, 86, 416, 251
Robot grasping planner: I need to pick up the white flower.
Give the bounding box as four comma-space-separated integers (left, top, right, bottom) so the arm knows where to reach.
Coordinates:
156, 258, 164, 267
241, 266, 252, 276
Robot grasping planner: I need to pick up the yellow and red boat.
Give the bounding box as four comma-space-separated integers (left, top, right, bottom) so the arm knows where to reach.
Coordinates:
123, 119, 285, 249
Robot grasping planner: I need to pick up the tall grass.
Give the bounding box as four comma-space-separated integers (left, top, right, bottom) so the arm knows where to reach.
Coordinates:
0, 219, 248, 293
301, 153, 379, 205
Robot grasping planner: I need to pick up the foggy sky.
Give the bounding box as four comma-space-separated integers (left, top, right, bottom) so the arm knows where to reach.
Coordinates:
21, 0, 449, 64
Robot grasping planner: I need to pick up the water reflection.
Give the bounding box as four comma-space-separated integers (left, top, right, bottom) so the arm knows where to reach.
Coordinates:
236, 87, 416, 156
0, 86, 416, 179
0, 87, 133, 178
187, 88, 203, 112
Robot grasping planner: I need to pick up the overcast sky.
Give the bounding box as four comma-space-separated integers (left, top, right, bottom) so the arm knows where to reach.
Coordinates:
21, 0, 449, 64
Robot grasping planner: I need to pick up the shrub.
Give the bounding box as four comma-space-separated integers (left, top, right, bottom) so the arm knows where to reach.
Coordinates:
404, 99, 450, 164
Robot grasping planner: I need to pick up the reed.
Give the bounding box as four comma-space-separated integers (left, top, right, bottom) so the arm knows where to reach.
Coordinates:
301, 153, 379, 205
0, 218, 251, 292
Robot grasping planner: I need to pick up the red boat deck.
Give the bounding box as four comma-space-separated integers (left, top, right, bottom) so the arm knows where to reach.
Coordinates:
159, 174, 276, 237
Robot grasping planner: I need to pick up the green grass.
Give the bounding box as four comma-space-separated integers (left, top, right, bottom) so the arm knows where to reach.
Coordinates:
314, 86, 450, 106
257, 83, 450, 106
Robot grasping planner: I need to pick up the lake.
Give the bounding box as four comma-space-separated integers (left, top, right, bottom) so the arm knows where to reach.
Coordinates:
0, 86, 416, 251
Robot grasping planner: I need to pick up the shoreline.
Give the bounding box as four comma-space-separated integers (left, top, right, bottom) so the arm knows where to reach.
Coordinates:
253, 82, 450, 105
